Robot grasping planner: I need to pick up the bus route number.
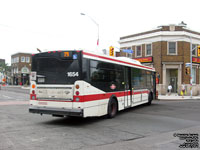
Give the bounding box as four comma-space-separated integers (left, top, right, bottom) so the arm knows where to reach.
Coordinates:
67, 72, 79, 77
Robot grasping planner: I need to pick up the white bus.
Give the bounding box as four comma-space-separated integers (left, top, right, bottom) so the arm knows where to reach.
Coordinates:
29, 50, 156, 118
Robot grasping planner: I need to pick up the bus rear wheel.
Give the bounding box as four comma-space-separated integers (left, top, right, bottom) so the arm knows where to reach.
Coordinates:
107, 98, 118, 118
147, 92, 153, 105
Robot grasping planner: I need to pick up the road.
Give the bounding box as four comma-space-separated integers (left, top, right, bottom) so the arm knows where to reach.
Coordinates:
0, 86, 200, 150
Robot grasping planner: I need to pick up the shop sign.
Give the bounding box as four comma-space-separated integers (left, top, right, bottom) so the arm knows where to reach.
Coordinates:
134, 57, 153, 63
192, 57, 200, 64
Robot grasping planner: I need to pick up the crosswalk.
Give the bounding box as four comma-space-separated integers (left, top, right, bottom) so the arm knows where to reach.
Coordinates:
0, 101, 29, 106
0, 89, 29, 106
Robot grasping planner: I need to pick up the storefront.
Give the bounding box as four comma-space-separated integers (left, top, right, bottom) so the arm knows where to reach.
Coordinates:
119, 24, 200, 95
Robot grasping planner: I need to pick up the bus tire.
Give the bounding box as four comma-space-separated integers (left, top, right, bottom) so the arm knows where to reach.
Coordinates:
107, 98, 118, 118
147, 92, 153, 105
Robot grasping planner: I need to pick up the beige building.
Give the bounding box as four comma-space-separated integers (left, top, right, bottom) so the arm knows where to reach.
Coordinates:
11, 53, 32, 85
119, 24, 200, 95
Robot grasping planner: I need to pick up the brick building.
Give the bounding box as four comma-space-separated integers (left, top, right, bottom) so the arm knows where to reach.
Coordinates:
119, 24, 200, 95
0, 59, 5, 65
11, 53, 32, 85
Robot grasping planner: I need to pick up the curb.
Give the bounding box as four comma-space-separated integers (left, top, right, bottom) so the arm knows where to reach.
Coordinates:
156, 98, 200, 101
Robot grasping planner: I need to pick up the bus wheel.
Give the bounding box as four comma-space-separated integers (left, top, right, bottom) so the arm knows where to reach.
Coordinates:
147, 92, 153, 105
107, 98, 118, 118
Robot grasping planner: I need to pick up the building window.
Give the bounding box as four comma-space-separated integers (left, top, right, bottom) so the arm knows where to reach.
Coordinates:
168, 42, 177, 55
192, 67, 196, 84
21, 56, 25, 62
16, 57, 19, 63
21, 67, 29, 74
136, 46, 142, 57
146, 44, 152, 56
126, 47, 132, 58
26, 57, 30, 63
192, 44, 197, 56
14, 67, 18, 73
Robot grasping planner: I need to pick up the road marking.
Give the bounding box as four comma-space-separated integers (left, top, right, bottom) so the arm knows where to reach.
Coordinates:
0, 101, 29, 106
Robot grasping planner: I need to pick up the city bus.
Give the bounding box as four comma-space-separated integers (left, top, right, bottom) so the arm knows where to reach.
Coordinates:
29, 50, 156, 118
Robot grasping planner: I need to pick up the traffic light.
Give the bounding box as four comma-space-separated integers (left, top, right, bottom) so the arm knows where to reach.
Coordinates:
109, 46, 114, 56
198, 45, 200, 56
185, 67, 190, 75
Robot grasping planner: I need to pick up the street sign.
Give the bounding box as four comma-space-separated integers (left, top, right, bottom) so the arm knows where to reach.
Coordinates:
122, 49, 133, 53
185, 63, 191, 67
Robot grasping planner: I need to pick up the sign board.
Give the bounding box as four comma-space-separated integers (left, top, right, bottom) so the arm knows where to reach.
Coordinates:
192, 57, 200, 64
30, 72, 36, 81
134, 57, 153, 63
122, 49, 133, 53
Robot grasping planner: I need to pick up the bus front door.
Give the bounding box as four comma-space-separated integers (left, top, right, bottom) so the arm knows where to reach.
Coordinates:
124, 67, 132, 108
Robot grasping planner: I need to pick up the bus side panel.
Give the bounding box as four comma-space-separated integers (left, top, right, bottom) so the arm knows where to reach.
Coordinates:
133, 92, 141, 103
84, 99, 107, 117
117, 96, 125, 111
83, 101, 100, 117
142, 91, 148, 102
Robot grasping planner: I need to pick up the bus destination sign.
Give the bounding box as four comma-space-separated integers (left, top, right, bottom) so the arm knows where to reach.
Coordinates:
61, 51, 78, 60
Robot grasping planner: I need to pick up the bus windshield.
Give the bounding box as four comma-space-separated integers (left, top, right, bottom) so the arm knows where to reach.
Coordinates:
32, 51, 81, 84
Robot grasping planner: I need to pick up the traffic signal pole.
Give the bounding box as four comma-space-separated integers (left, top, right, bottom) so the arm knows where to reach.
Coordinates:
189, 43, 199, 98
190, 37, 192, 98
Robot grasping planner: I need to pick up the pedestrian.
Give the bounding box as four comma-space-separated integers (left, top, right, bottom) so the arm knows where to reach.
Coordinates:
168, 84, 172, 96
181, 83, 186, 98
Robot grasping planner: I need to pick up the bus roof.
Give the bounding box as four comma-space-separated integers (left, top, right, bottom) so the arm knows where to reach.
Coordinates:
82, 51, 155, 72
32, 50, 155, 72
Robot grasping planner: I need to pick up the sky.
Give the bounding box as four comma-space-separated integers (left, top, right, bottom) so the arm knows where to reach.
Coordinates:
0, 0, 200, 65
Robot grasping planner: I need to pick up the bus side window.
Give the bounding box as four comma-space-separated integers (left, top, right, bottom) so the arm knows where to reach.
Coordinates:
82, 58, 90, 82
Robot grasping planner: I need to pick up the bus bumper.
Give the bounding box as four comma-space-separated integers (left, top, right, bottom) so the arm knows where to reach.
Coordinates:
29, 106, 83, 117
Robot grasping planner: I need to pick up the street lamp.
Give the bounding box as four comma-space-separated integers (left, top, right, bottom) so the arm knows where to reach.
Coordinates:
80, 13, 99, 47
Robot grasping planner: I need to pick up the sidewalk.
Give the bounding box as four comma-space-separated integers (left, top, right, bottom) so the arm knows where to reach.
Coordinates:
158, 93, 200, 100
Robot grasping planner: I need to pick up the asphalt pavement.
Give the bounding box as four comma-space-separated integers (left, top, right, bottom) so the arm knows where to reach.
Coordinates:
0, 86, 200, 150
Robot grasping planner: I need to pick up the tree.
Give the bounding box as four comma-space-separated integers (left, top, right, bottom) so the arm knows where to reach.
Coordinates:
0, 62, 10, 73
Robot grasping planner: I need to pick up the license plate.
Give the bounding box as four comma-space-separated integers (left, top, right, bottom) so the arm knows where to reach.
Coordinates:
38, 101, 47, 105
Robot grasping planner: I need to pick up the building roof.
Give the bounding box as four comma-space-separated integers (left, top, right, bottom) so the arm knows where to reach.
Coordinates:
11, 52, 32, 57
119, 25, 200, 47
120, 25, 200, 40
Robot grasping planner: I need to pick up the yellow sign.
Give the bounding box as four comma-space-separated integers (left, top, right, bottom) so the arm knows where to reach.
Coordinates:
109, 46, 114, 56
198, 45, 200, 57
64, 52, 69, 57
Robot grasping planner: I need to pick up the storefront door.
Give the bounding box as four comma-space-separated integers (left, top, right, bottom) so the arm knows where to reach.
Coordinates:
170, 77, 177, 93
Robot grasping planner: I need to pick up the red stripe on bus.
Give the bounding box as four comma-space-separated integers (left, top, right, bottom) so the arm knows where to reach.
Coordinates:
74, 90, 149, 102
83, 52, 154, 70
34, 90, 149, 102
